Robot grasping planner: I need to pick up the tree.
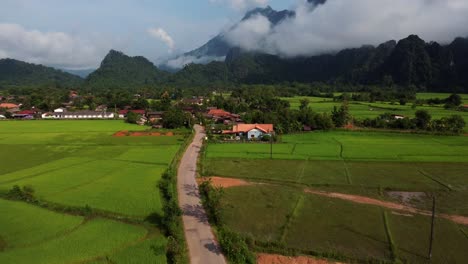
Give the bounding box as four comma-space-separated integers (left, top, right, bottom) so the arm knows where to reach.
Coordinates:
414, 110, 432, 129
126, 111, 141, 124
445, 115, 465, 134
332, 101, 351, 127
444, 93, 462, 108
299, 98, 310, 110
162, 108, 187, 129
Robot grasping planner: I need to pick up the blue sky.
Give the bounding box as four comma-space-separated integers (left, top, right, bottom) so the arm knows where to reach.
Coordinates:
0, 0, 295, 69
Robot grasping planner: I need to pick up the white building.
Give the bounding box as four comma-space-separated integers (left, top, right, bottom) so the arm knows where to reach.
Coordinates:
50, 111, 115, 119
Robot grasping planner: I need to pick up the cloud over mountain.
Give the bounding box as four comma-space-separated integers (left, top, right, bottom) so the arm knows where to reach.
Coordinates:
0, 23, 103, 69
224, 0, 468, 57
148, 27, 176, 53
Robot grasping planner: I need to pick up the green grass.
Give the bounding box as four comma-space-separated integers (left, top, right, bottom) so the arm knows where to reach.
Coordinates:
0, 199, 84, 248
207, 131, 468, 162
0, 199, 166, 264
219, 184, 468, 263
282, 93, 468, 129
0, 120, 186, 263
0, 218, 147, 264
204, 129, 468, 263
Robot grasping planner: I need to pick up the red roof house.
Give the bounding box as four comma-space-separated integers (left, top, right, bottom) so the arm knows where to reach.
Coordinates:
223, 124, 274, 140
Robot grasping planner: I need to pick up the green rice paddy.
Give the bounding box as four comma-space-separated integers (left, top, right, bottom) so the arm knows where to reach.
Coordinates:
203, 130, 468, 263
0, 120, 186, 263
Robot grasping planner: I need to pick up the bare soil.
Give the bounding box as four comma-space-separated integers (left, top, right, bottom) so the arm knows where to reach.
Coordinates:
386, 191, 426, 206
257, 254, 344, 264
113, 131, 173, 137
198, 177, 251, 188
305, 189, 468, 225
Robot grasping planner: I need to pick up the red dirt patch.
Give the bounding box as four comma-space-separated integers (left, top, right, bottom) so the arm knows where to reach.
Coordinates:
112, 131, 174, 137
305, 189, 468, 225
257, 254, 344, 264
113, 131, 128, 137
198, 177, 251, 188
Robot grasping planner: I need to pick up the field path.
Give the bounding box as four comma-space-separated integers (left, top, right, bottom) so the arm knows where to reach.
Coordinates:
177, 125, 226, 264
305, 189, 468, 225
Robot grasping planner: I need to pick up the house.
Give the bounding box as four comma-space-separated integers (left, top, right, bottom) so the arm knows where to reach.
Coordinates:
147, 112, 164, 123
182, 97, 205, 106
391, 114, 406, 120
51, 111, 115, 119
206, 108, 242, 124
118, 109, 146, 119
54, 107, 66, 113
95, 105, 108, 112
13, 110, 39, 119
223, 124, 274, 140
0, 103, 20, 112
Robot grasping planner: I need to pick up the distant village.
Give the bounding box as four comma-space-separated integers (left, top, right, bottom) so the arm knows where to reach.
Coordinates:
0, 91, 274, 141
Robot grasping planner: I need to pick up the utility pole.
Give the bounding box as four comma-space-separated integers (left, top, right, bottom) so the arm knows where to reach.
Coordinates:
428, 196, 436, 262
270, 130, 273, 160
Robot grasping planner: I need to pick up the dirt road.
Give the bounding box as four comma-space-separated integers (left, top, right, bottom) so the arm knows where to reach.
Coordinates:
177, 125, 226, 264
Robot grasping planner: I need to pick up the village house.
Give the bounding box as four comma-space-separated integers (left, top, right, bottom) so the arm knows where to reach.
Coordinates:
223, 124, 274, 140
0, 103, 20, 112
147, 111, 164, 123
13, 109, 41, 119
391, 114, 406, 120
54, 107, 67, 113
206, 108, 243, 125
118, 109, 146, 119
182, 97, 205, 106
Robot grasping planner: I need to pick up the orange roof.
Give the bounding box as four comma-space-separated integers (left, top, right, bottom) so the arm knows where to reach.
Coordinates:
208, 109, 232, 116
0, 103, 19, 109
227, 124, 274, 133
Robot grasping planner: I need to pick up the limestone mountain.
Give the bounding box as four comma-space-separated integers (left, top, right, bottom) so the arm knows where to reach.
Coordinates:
85, 50, 169, 89
0, 59, 83, 88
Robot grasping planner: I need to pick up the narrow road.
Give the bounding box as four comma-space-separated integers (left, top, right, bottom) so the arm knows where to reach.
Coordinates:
177, 125, 227, 264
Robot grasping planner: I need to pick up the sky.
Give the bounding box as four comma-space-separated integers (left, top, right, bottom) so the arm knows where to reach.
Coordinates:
1, 0, 467, 70
0, 0, 294, 69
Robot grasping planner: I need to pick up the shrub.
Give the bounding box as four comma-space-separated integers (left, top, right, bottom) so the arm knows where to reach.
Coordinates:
218, 228, 256, 264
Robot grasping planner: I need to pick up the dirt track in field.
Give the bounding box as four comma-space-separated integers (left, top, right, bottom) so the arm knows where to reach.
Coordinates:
305, 189, 468, 225
198, 177, 252, 188
257, 254, 344, 264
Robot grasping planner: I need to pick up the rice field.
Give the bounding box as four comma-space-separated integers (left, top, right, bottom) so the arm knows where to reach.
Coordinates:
0, 120, 186, 263
203, 130, 468, 263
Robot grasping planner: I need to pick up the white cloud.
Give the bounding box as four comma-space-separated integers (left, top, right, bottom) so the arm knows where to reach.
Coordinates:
209, 0, 269, 11
225, 14, 271, 51
148, 27, 175, 53
0, 23, 103, 69
223, 0, 468, 57
165, 55, 226, 69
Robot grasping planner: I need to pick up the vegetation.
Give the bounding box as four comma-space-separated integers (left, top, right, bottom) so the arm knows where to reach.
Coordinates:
0, 59, 83, 88
0, 120, 189, 263
202, 130, 468, 263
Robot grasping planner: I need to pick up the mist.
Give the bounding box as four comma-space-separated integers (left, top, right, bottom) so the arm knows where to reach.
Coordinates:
225, 0, 468, 57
